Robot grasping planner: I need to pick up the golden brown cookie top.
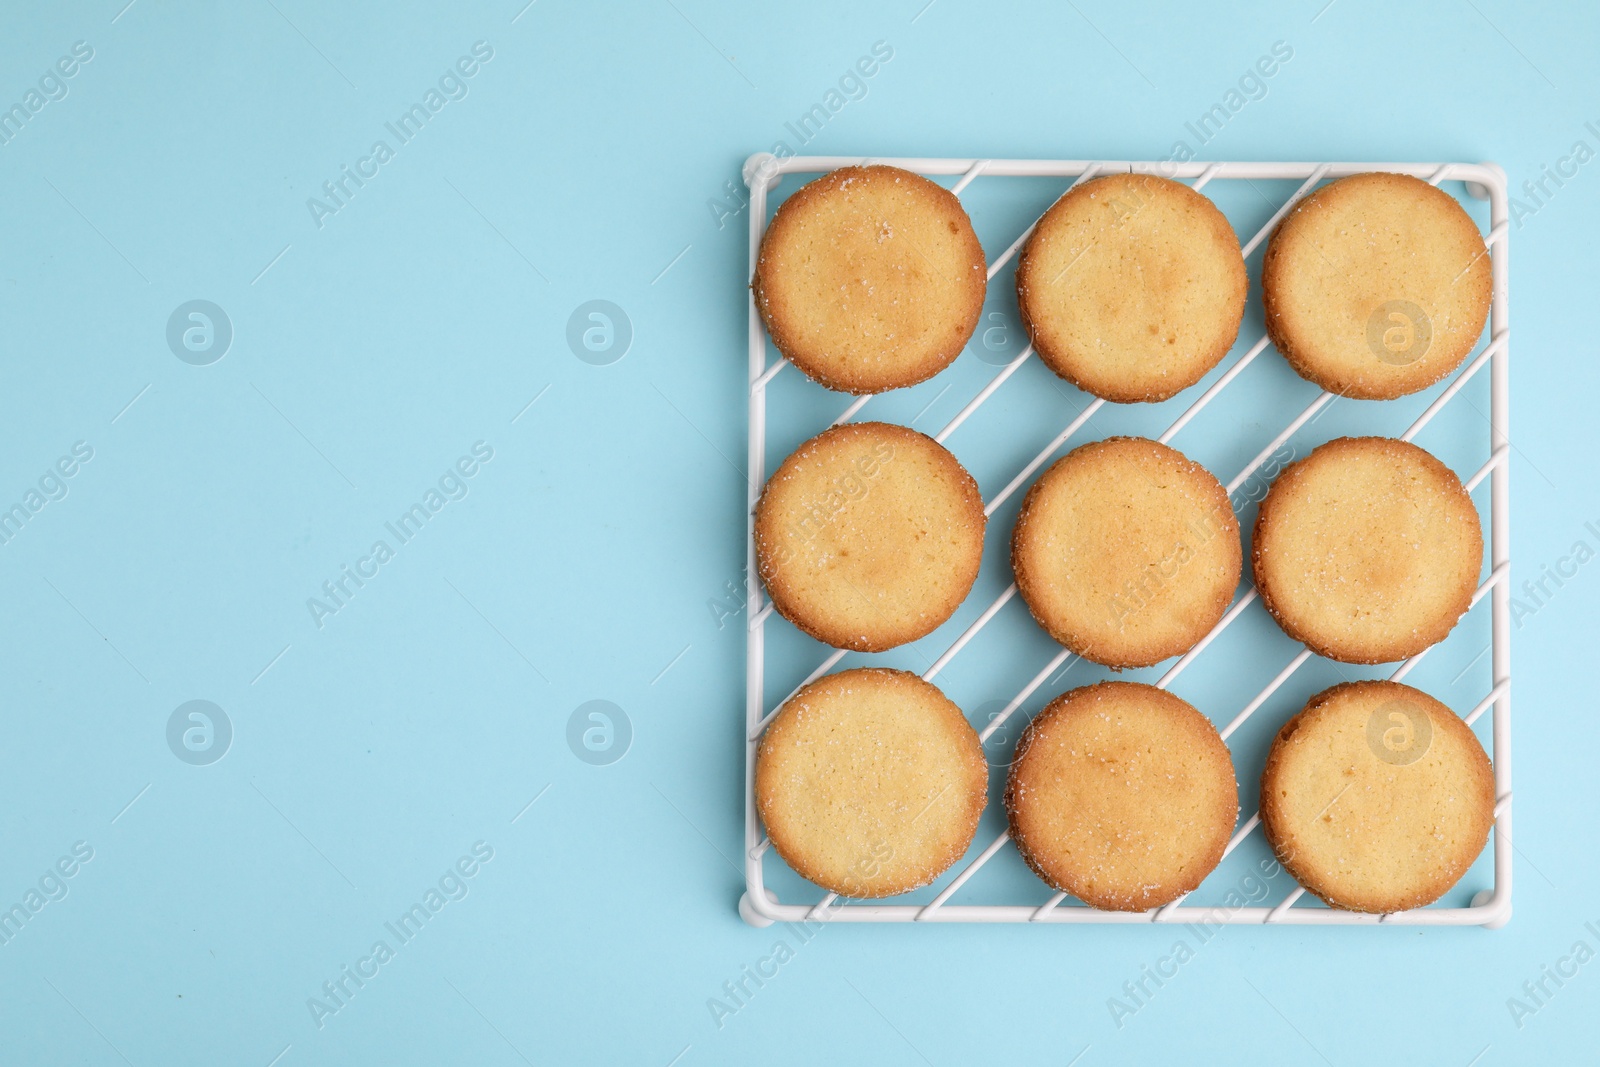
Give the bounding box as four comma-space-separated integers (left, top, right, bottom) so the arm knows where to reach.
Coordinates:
1005, 681, 1238, 911
755, 668, 988, 898
1259, 680, 1495, 913
1011, 436, 1241, 668
1262, 171, 1492, 400
1016, 173, 1247, 403
1252, 436, 1482, 664
755, 421, 985, 652
753, 165, 986, 394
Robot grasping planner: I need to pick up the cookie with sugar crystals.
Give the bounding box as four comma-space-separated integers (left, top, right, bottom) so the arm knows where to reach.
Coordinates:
753, 165, 986, 394
1260, 680, 1495, 914
1015, 173, 1247, 402
1005, 681, 1238, 911
1011, 436, 1241, 669
756, 668, 987, 898
1262, 171, 1492, 400
1252, 436, 1482, 664
755, 421, 984, 652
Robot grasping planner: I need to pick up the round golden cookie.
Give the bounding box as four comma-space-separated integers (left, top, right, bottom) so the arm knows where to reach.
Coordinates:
1015, 173, 1247, 403
753, 165, 986, 394
1262, 172, 1492, 400
1011, 437, 1241, 668
1252, 437, 1482, 664
1006, 682, 1238, 911
755, 422, 984, 652
755, 668, 988, 898
1260, 680, 1495, 913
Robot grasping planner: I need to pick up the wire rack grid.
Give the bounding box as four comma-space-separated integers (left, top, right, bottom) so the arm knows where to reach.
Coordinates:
738, 154, 1511, 928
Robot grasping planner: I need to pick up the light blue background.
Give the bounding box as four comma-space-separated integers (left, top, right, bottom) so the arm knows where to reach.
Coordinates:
0, 1, 1593, 1064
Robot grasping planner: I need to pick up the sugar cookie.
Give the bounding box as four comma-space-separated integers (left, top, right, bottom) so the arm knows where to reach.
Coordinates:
755, 422, 984, 652
1262, 171, 1492, 400
1016, 173, 1247, 402
756, 668, 988, 898
1006, 681, 1238, 911
1252, 437, 1482, 663
753, 165, 986, 394
1260, 680, 1495, 913
1012, 437, 1241, 668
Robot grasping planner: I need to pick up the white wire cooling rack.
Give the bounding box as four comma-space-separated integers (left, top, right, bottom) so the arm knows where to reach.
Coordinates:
739, 155, 1511, 928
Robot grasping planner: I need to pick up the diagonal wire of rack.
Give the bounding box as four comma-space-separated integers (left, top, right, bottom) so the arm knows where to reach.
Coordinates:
741, 156, 1511, 927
